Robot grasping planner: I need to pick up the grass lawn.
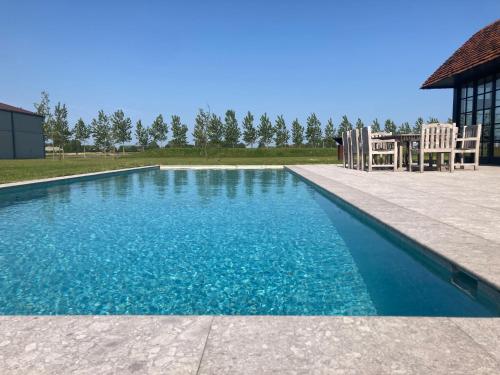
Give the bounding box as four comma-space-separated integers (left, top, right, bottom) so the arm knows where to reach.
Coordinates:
0, 148, 339, 184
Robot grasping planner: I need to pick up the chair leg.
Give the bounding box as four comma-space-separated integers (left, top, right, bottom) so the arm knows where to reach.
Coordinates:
419, 151, 424, 173
398, 144, 403, 170
368, 155, 372, 172
394, 148, 398, 172
449, 151, 454, 173
408, 141, 413, 172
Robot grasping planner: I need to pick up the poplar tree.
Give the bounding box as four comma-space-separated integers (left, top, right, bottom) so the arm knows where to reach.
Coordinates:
371, 118, 381, 132
338, 115, 353, 135
427, 116, 439, 124
52, 102, 71, 156
193, 109, 210, 156
384, 119, 397, 134
413, 117, 424, 133
257, 113, 274, 147
73, 118, 90, 156
135, 120, 150, 151
170, 115, 188, 147
150, 114, 168, 147
306, 113, 322, 147
399, 121, 412, 134
242, 111, 257, 147
355, 118, 364, 129
324, 118, 336, 147
274, 115, 289, 147
291, 118, 304, 147
111, 109, 132, 154
34, 91, 52, 142
224, 110, 240, 147
91, 110, 112, 154
208, 114, 224, 146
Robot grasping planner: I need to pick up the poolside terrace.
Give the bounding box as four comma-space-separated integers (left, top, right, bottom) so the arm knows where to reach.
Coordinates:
0, 165, 499, 374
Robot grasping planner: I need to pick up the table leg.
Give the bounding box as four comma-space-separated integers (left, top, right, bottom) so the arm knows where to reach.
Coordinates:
408, 141, 414, 172
398, 143, 403, 170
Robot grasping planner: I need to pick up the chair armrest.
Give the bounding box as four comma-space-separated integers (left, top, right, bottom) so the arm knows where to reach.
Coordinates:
456, 137, 479, 141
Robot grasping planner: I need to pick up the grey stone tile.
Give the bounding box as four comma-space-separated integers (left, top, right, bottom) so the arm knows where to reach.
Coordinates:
451, 318, 500, 362
0, 316, 212, 375
198, 316, 500, 375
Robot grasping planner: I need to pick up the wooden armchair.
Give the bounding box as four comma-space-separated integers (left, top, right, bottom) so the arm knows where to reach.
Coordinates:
455, 124, 482, 170
361, 127, 398, 172
350, 128, 363, 170
418, 123, 457, 173
342, 130, 352, 168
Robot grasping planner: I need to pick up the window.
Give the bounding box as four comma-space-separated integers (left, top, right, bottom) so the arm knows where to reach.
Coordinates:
459, 82, 474, 126
458, 74, 498, 159
494, 77, 500, 157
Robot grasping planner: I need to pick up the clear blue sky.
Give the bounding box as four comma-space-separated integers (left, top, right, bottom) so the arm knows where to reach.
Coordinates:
2, 0, 499, 140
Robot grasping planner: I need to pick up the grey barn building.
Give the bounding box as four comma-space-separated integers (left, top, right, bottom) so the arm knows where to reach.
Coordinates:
0, 102, 45, 159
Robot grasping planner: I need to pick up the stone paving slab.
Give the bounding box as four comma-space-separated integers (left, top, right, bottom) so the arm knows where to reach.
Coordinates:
1, 316, 498, 375
287, 165, 500, 291
0, 316, 212, 375
199, 316, 500, 375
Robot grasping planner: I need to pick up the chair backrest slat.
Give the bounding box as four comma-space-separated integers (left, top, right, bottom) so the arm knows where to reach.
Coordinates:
420, 123, 456, 151
461, 124, 482, 149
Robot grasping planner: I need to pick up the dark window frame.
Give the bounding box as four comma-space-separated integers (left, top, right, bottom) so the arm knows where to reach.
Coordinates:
457, 74, 498, 161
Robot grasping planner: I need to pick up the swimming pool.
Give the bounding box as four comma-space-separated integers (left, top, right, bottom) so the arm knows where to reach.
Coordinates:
0, 168, 496, 316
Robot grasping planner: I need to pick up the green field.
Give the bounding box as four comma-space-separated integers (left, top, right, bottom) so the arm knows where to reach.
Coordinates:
0, 148, 339, 184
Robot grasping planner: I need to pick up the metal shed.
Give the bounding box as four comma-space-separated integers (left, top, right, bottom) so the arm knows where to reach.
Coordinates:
0, 102, 45, 159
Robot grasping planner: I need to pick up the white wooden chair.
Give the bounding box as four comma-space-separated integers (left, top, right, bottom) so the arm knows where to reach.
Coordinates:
341, 130, 352, 168
455, 124, 482, 170
361, 127, 398, 172
350, 128, 363, 170
418, 123, 457, 173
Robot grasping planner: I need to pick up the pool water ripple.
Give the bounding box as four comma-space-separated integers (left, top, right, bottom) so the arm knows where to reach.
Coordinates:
0, 169, 495, 316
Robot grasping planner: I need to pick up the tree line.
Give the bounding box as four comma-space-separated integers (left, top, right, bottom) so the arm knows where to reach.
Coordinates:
34, 92, 448, 153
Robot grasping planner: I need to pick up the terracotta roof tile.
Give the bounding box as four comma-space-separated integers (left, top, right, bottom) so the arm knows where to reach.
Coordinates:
421, 19, 500, 89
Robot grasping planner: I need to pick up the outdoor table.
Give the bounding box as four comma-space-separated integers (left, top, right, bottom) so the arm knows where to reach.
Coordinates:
378, 134, 420, 171
333, 136, 343, 162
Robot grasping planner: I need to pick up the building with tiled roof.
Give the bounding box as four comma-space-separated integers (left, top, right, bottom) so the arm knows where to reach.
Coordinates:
422, 19, 500, 163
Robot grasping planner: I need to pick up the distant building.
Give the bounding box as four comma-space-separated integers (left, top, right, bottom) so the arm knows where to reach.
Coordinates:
421, 19, 500, 164
0, 102, 45, 159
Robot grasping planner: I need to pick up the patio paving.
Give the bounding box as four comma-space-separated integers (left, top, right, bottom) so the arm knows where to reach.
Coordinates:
1, 316, 499, 374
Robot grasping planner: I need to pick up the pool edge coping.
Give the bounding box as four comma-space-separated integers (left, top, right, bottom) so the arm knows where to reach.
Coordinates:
0, 165, 161, 191
0, 165, 286, 189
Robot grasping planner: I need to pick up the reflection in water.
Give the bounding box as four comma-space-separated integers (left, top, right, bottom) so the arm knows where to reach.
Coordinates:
45, 185, 72, 224
243, 170, 256, 197
208, 170, 223, 197
260, 170, 274, 194
195, 170, 210, 204
153, 171, 169, 198
113, 174, 133, 198
174, 170, 188, 194
291, 173, 301, 188
96, 178, 112, 200
137, 171, 147, 193
225, 170, 240, 199
276, 169, 288, 194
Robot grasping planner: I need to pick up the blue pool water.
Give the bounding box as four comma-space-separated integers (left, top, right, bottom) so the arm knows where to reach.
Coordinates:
0, 169, 496, 316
